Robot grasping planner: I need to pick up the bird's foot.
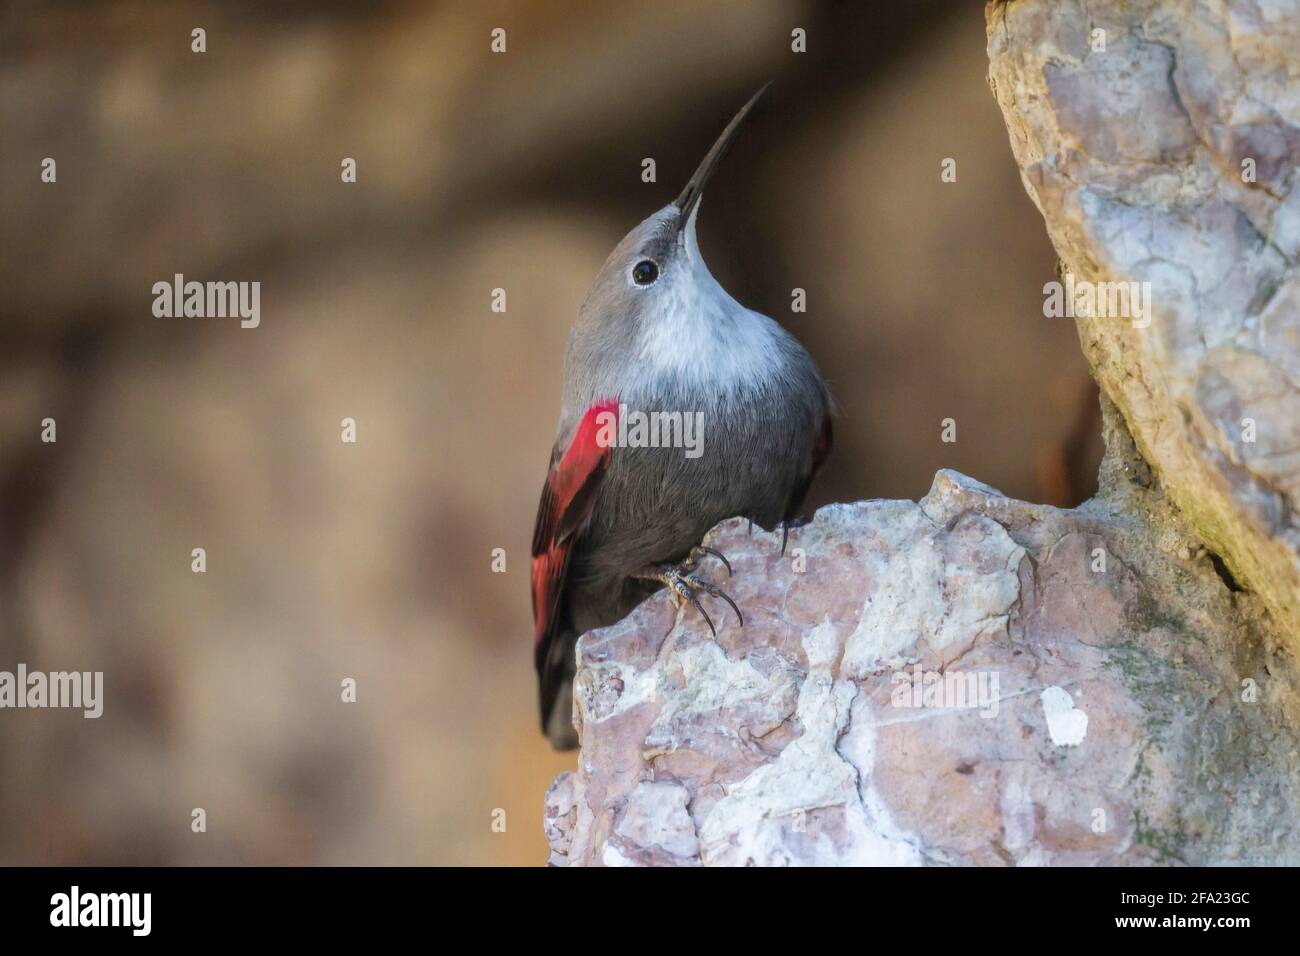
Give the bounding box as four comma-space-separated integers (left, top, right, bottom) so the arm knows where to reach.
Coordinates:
635, 548, 742, 637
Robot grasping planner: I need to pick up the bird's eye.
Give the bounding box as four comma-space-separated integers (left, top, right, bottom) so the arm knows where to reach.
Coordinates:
632, 260, 659, 286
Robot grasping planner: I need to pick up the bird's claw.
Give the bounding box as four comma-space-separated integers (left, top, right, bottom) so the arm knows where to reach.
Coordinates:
666, 572, 718, 636
636, 557, 744, 637
690, 574, 743, 628
688, 544, 732, 577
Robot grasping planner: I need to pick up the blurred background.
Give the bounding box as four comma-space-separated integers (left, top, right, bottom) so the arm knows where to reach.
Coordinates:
0, 0, 1100, 864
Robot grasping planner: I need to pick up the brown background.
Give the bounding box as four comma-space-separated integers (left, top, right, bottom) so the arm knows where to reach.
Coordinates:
0, 0, 1098, 865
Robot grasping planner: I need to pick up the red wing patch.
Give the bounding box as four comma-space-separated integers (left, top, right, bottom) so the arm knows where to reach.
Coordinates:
530, 399, 618, 669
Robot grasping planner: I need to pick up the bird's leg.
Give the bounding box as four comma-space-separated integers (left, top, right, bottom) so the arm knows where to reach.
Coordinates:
633, 549, 743, 637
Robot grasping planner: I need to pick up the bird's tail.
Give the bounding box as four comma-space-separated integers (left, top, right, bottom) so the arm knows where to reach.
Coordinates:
539, 629, 580, 751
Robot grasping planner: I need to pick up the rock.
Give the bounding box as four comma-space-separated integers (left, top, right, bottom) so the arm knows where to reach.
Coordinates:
545, 403, 1300, 865
986, 0, 1300, 641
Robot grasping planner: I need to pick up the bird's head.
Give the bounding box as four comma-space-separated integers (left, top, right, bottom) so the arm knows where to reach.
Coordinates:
578, 84, 770, 339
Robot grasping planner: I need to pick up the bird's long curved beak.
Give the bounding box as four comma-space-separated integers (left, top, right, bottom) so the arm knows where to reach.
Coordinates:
674, 82, 771, 233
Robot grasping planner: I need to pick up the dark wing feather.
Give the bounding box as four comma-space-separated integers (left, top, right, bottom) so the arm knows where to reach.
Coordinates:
782, 411, 833, 528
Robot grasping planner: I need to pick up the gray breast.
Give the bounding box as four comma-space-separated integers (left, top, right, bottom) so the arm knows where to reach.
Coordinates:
567, 347, 826, 630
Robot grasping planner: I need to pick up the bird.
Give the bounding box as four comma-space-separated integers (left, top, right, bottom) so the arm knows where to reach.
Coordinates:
531, 84, 833, 750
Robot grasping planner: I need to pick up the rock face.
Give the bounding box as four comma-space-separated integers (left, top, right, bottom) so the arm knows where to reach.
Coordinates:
544, 0, 1300, 866
987, 0, 1300, 640
546, 404, 1300, 865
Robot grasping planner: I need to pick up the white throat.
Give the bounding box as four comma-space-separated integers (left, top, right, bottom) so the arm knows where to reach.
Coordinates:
635, 209, 784, 392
